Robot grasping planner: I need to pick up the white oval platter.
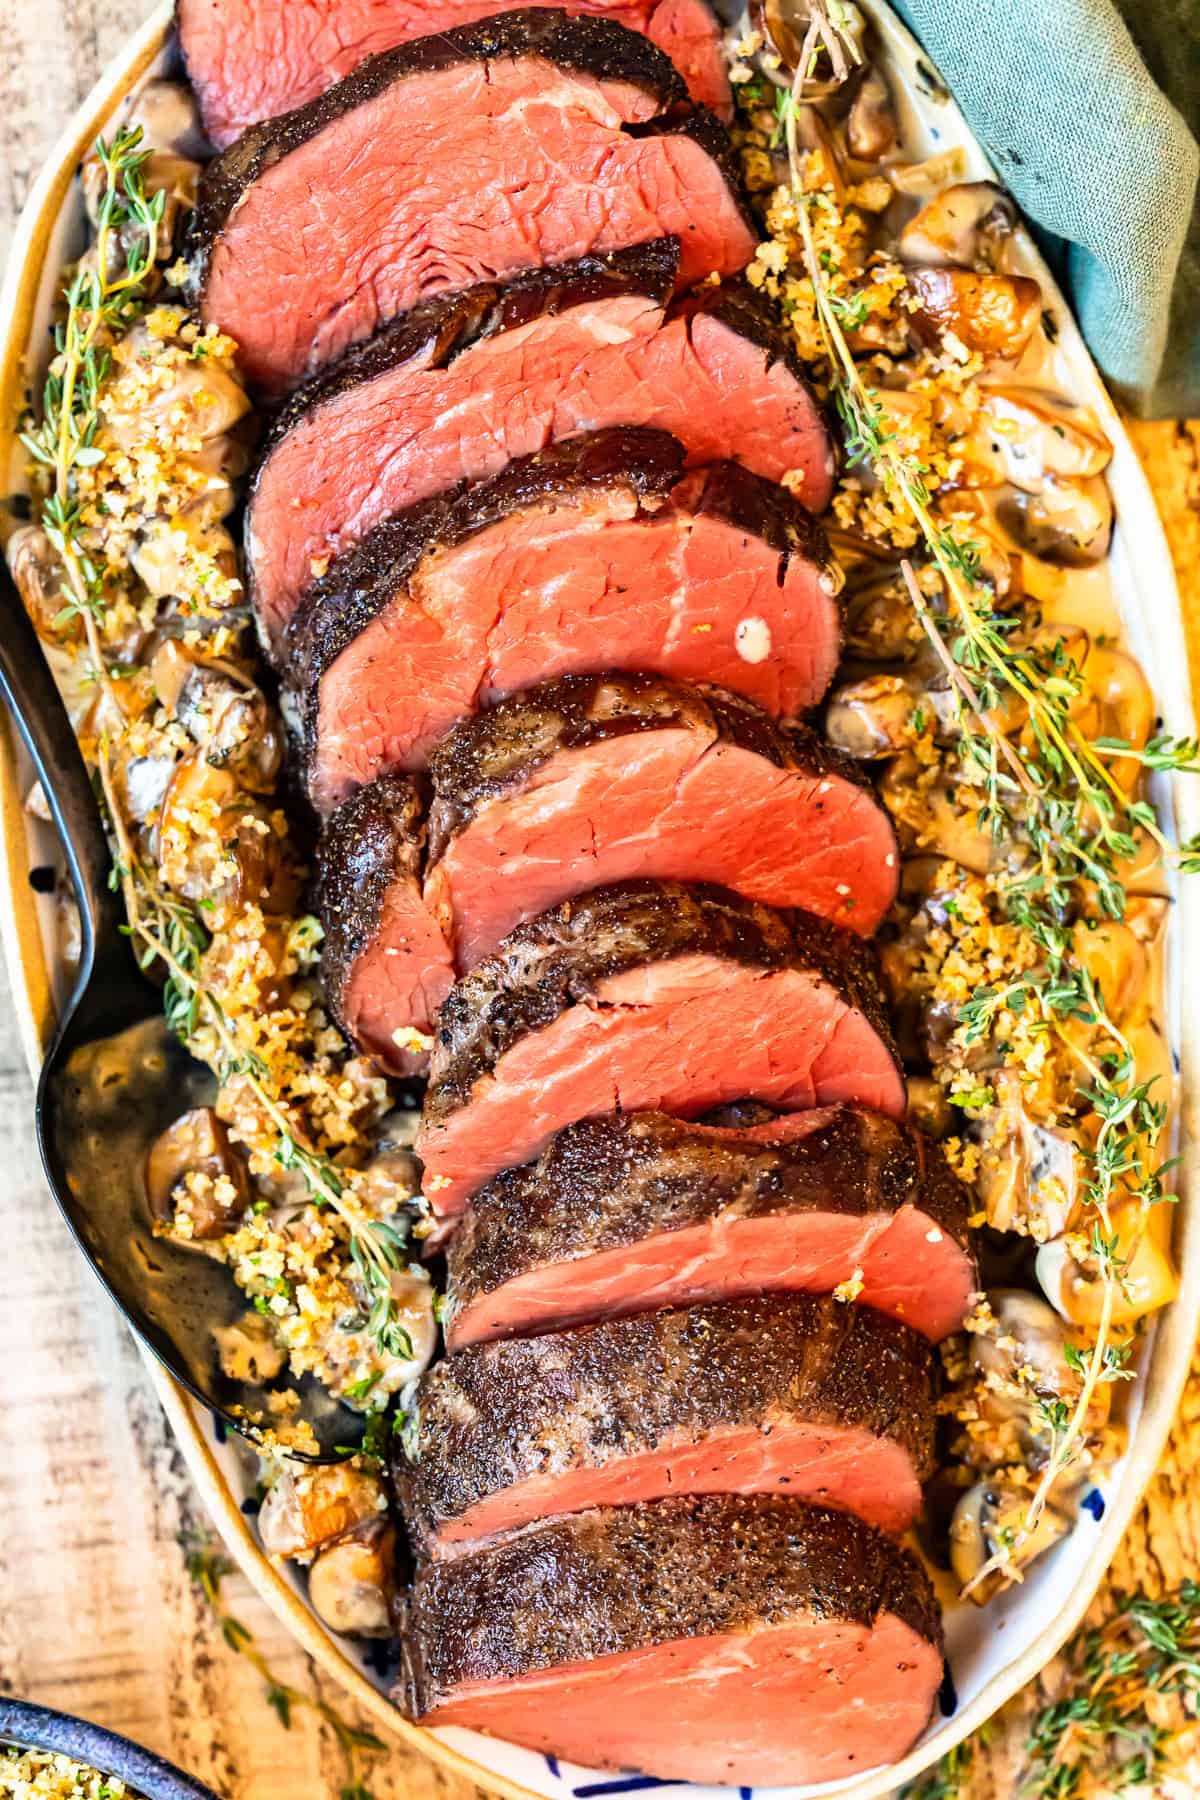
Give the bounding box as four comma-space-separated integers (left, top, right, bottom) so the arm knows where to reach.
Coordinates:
1, 4, 1197, 1797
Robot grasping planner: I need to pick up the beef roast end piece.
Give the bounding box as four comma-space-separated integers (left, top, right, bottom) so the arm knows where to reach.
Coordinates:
400, 1494, 943, 1786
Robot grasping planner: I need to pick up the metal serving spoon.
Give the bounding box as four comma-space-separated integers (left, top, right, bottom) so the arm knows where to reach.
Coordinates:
0, 557, 361, 1458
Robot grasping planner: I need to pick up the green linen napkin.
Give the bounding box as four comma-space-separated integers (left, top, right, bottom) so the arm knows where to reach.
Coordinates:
892, 0, 1200, 417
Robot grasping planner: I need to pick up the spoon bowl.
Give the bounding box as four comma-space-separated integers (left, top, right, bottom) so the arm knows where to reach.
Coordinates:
0, 558, 362, 1458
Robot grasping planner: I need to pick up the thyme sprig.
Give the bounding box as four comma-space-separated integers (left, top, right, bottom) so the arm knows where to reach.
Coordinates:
25, 131, 418, 1370
779, 17, 1192, 1587
185, 1538, 386, 1800
901, 1583, 1200, 1798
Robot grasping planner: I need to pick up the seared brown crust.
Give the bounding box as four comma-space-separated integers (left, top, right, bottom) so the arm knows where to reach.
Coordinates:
425, 675, 861, 864
185, 10, 695, 295
399, 1493, 943, 1713
423, 881, 900, 1125
316, 773, 427, 1038
281, 435, 832, 775
395, 1293, 936, 1552
445, 1106, 973, 1331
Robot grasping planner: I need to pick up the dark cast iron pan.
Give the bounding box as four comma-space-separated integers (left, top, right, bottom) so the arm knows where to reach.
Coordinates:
0, 556, 362, 1458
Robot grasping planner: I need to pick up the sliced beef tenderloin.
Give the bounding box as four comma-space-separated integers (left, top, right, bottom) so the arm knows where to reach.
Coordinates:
445, 1106, 976, 1348
417, 881, 905, 1216
186, 11, 755, 397
179, 0, 731, 150
317, 681, 893, 1072
400, 1493, 943, 1785
396, 1293, 936, 1555
424, 674, 897, 959
317, 775, 454, 1075
247, 242, 834, 647
284, 430, 841, 809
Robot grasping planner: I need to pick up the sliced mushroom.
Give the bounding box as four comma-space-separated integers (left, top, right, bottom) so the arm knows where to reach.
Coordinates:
972, 1071, 1080, 1241
1037, 1205, 1178, 1328
843, 570, 926, 662
257, 1464, 387, 1563
308, 1518, 395, 1638
845, 66, 897, 161
124, 79, 209, 159
1071, 644, 1153, 794
996, 475, 1113, 567
907, 267, 1042, 362
214, 1311, 287, 1384
156, 752, 298, 925
825, 673, 925, 759
151, 642, 282, 792
7, 526, 81, 645
879, 754, 1000, 874
145, 1106, 252, 1239
81, 147, 200, 272
898, 181, 1015, 267
971, 1288, 1108, 1447
950, 1480, 1071, 1603
960, 388, 1112, 494
128, 516, 241, 608
106, 324, 251, 448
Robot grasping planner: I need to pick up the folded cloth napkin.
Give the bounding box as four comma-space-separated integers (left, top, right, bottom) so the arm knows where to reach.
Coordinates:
892, 0, 1199, 417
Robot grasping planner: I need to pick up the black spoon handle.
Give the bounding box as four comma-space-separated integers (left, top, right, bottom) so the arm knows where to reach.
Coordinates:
0, 554, 126, 989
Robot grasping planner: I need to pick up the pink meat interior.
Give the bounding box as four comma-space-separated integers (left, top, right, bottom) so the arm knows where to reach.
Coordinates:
250, 298, 833, 641
182, 0, 731, 148
434, 1418, 923, 1554
426, 731, 898, 960
449, 1200, 975, 1348
418, 953, 906, 1213
422, 1611, 941, 1785
310, 487, 838, 803
202, 56, 754, 393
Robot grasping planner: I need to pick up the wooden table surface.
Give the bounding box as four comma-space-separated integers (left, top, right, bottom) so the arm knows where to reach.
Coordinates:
1, 3, 1198, 1795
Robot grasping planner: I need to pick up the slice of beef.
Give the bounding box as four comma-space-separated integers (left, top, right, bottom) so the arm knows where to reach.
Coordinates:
396, 1293, 936, 1555
425, 674, 897, 958
400, 1494, 943, 1785
283, 430, 841, 808
445, 1106, 976, 1347
317, 774, 454, 1075
179, 0, 731, 150
317, 682, 894, 1072
246, 242, 834, 646
186, 11, 755, 397
417, 881, 905, 1215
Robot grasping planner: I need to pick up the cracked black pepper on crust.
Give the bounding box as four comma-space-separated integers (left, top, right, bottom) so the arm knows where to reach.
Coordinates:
394, 1291, 937, 1554
422, 879, 901, 1124
442, 1105, 973, 1338
398, 1493, 943, 1712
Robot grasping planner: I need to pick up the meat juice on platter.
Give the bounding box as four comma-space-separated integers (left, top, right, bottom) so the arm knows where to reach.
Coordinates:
2, 0, 1189, 1790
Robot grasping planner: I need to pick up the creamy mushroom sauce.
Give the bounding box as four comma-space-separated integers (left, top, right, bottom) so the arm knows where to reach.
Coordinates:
5, 6, 1178, 1642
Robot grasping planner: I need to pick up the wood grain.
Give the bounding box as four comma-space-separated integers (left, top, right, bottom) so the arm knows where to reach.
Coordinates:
0, 4, 1197, 1795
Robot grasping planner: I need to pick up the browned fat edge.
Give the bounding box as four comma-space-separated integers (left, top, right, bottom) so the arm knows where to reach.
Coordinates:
394, 1293, 937, 1551
280, 427, 690, 763
316, 773, 426, 1037
185, 10, 691, 295
444, 1107, 974, 1329
426, 674, 859, 863
424, 880, 900, 1125
398, 1493, 943, 1713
